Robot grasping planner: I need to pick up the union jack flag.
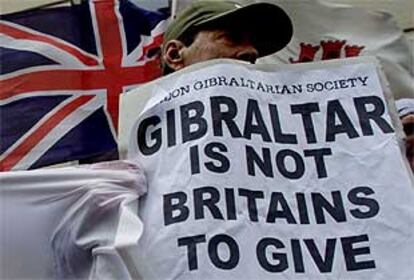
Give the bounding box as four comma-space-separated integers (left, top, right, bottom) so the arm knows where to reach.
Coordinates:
0, 0, 168, 171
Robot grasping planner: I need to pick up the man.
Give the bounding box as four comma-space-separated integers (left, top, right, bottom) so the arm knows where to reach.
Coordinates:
50, 4, 294, 279
161, 1, 293, 75
126, 2, 295, 279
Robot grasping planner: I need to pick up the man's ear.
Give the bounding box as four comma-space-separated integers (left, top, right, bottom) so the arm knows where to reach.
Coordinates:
163, 40, 186, 72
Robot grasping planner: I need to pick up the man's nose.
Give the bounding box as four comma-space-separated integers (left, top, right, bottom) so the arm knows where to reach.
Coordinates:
235, 45, 259, 64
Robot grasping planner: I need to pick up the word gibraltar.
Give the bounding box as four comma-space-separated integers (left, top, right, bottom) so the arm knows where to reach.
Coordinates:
137, 95, 394, 155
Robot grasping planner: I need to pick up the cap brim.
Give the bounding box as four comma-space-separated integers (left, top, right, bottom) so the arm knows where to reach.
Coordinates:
195, 3, 293, 57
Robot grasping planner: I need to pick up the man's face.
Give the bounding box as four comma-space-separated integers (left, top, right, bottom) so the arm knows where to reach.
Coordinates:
402, 114, 414, 172
182, 29, 258, 66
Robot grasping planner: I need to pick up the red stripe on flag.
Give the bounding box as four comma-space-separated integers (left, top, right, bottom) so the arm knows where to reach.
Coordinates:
0, 95, 95, 171
93, 0, 124, 131
0, 22, 100, 67
94, 1, 123, 68
0, 62, 160, 100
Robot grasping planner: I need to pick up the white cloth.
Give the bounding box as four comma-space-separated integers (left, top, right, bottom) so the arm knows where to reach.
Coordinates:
0, 160, 146, 279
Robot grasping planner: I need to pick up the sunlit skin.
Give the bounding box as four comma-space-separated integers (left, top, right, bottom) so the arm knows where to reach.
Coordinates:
163, 29, 259, 72
181, 29, 258, 66
401, 114, 414, 172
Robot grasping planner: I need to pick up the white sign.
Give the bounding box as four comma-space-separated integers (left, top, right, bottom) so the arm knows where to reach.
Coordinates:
125, 58, 414, 279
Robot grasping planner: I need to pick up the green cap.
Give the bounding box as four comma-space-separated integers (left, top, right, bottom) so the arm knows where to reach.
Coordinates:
163, 1, 293, 58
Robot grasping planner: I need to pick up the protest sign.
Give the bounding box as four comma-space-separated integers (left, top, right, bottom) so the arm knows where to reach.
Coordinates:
122, 57, 414, 279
